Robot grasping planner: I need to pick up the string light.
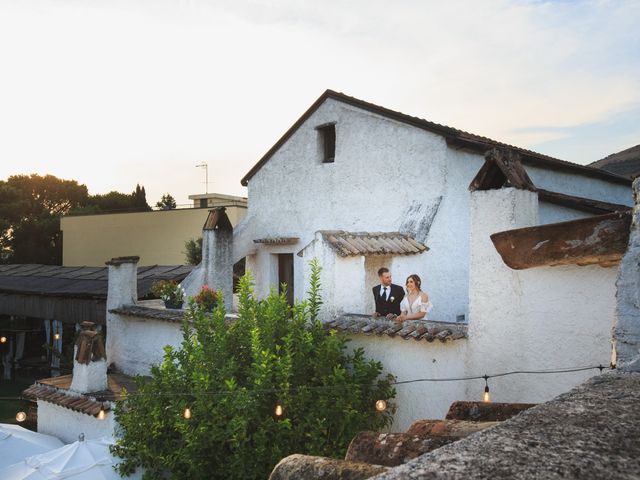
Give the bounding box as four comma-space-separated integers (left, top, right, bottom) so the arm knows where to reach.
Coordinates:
0, 336, 6, 344
97, 405, 106, 420
53, 333, 61, 341
274, 403, 283, 417
482, 375, 491, 403
375, 399, 387, 412
15, 411, 26, 422
184, 407, 192, 419
0, 364, 614, 404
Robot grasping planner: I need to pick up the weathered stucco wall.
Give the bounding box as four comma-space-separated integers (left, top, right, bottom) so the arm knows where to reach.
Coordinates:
236, 97, 631, 322
613, 178, 640, 370
467, 187, 617, 404
107, 315, 183, 376
37, 400, 115, 443
347, 335, 467, 432
527, 165, 632, 207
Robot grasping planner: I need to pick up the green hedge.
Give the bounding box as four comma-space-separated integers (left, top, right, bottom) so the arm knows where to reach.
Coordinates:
112, 259, 396, 479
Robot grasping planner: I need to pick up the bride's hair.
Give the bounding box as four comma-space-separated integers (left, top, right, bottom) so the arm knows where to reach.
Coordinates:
405, 274, 422, 291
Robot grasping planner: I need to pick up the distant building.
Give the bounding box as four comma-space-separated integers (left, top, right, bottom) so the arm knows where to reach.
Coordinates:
590, 144, 640, 179
188, 192, 248, 209
60, 192, 247, 266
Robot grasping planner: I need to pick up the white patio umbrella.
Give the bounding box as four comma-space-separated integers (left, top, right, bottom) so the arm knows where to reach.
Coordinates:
0, 424, 64, 469
0, 435, 143, 480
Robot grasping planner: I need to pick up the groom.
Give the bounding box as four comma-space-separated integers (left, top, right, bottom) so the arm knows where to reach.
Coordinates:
372, 267, 405, 319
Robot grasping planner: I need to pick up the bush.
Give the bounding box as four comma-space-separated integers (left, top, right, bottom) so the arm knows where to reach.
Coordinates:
192, 284, 218, 311
150, 280, 184, 304
112, 259, 396, 479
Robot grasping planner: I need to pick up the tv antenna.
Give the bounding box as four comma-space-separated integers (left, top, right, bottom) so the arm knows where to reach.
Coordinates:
196, 162, 209, 194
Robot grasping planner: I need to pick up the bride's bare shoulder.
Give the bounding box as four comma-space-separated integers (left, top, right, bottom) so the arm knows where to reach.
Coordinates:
419, 292, 429, 302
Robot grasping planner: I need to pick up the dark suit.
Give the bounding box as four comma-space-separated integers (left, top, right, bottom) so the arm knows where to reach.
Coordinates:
373, 284, 405, 316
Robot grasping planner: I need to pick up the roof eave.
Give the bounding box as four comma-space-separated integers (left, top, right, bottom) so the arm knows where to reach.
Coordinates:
241, 90, 633, 187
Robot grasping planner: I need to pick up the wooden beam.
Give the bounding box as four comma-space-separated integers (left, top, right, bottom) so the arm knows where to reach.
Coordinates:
469, 148, 537, 192
538, 189, 631, 215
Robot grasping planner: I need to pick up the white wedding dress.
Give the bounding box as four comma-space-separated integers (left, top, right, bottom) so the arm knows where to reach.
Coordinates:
400, 293, 433, 319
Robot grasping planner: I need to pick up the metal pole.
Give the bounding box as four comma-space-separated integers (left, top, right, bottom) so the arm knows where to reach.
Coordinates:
196, 162, 209, 194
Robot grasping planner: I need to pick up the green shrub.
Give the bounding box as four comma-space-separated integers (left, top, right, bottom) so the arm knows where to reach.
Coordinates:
112, 259, 396, 479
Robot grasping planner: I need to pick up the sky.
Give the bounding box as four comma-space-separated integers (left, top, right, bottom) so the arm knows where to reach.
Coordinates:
0, 0, 638, 206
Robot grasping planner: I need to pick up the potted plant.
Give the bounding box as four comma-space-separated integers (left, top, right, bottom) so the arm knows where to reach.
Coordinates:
193, 284, 218, 312
151, 280, 185, 309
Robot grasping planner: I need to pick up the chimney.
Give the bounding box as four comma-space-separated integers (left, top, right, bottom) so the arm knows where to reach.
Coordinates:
466, 149, 539, 400
613, 177, 640, 371
105, 256, 139, 370
182, 208, 234, 311
70, 321, 108, 394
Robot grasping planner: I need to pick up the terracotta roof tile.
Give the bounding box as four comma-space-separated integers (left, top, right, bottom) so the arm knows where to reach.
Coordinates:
314, 231, 428, 257
327, 314, 467, 342
23, 373, 137, 417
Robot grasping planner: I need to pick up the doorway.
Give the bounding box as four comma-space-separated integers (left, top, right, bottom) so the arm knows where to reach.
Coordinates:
278, 253, 294, 306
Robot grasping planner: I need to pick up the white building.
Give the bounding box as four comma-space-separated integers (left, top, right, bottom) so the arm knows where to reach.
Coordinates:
234, 90, 632, 322
26, 91, 640, 437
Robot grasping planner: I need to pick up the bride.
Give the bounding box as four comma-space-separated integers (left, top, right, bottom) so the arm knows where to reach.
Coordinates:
397, 274, 432, 322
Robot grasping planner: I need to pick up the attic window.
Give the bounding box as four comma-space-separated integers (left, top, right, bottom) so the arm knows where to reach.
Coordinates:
316, 123, 336, 163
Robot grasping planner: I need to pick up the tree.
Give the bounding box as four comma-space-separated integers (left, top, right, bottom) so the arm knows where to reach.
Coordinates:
132, 184, 152, 212
112, 260, 396, 480
69, 185, 152, 215
0, 173, 153, 264
156, 193, 177, 211
183, 237, 202, 265
0, 174, 89, 264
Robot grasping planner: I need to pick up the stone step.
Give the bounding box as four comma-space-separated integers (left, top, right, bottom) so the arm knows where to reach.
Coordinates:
345, 431, 458, 467
445, 401, 537, 421
268, 454, 388, 480
406, 419, 499, 437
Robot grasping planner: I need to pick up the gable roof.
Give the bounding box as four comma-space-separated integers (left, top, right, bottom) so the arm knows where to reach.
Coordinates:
589, 144, 640, 179
469, 148, 536, 192
241, 90, 631, 187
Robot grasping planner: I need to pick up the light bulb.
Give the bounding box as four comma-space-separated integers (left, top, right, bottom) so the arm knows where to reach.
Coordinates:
483, 386, 491, 403
0, 336, 6, 344
15, 411, 27, 422
275, 404, 283, 417
375, 399, 387, 412
184, 407, 191, 419
53, 333, 60, 340
97, 407, 106, 420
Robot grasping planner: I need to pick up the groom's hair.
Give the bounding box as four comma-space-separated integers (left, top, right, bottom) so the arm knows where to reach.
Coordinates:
377, 267, 389, 277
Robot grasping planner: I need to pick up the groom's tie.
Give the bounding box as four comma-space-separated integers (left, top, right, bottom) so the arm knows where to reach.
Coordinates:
382, 287, 387, 300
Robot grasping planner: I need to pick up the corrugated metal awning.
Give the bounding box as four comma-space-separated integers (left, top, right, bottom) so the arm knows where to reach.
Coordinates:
0, 264, 194, 324
317, 231, 428, 257
0, 264, 193, 298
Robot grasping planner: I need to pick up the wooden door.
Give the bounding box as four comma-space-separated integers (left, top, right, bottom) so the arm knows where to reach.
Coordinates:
278, 253, 294, 306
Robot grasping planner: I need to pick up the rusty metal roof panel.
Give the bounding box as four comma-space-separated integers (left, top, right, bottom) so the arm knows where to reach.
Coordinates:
490, 211, 631, 270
